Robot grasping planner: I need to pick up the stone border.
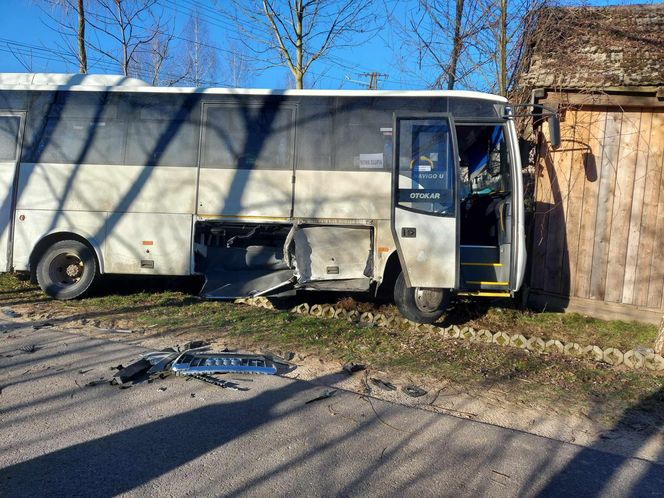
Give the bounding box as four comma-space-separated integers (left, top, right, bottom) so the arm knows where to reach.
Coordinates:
235, 297, 664, 372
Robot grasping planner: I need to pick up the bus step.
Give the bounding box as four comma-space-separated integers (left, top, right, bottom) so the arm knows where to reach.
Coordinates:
202, 269, 295, 299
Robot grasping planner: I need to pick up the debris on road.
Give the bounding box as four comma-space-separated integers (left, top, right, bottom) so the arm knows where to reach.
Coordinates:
19, 344, 37, 354
171, 352, 278, 375
85, 379, 107, 387
94, 326, 133, 334
191, 374, 247, 391
107, 346, 288, 391
146, 351, 180, 375
305, 389, 337, 404
342, 362, 366, 375
31, 322, 54, 330
112, 358, 152, 385
2, 308, 21, 318
370, 378, 396, 391
402, 385, 428, 398
182, 340, 209, 350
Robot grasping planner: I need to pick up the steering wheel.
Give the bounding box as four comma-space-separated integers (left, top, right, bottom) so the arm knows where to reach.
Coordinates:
409, 155, 434, 170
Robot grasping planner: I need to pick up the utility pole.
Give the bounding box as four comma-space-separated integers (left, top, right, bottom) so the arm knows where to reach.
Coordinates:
358, 71, 388, 90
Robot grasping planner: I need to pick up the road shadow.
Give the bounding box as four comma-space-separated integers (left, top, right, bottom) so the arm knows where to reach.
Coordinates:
534, 386, 664, 496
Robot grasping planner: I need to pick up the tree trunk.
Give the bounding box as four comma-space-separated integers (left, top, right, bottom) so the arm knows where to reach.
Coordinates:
655, 315, 664, 355
77, 0, 87, 73
294, 1, 304, 89
448, 0, 464, 90
498, 0, 507, 96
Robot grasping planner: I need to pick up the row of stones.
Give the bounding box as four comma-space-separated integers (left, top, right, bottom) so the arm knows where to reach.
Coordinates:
235, 297, 664, 371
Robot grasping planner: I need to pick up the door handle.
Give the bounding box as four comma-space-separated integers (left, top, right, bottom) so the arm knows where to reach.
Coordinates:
401, 227, 416, 238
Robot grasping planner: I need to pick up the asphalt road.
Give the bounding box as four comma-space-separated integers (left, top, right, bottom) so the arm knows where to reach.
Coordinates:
2, 322, 664, 497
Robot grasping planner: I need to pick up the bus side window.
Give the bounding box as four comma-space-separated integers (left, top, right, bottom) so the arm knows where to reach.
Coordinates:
125, 99, 199, 167
203, 104, 294, 170
333, 99, 392, 171
0, 116, 20, 161
34, 117, 126, 165
32, 93, 126, 165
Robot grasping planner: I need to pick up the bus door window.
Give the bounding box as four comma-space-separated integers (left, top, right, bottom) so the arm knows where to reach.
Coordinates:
397, 119, 455, 216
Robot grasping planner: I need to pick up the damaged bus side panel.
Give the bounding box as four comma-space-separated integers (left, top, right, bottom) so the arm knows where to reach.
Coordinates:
196, 221, 374, 298
0, 75, 559, 323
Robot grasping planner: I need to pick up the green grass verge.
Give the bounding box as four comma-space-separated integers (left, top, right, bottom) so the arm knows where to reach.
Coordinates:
1, 273, 662, 421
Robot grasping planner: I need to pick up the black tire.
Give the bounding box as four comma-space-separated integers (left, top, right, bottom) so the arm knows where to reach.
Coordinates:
393, 271, 448, 324
36, 240, 98, 300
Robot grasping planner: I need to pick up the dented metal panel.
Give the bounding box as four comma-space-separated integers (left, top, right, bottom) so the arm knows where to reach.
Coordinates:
293, 226, 372, 283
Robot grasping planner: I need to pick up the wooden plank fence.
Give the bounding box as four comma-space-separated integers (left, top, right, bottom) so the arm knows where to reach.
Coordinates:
529, 106, 664, 324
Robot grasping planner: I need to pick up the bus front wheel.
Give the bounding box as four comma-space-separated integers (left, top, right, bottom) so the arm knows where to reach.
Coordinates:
393, 272, 448, 324
36, 240, 98, 300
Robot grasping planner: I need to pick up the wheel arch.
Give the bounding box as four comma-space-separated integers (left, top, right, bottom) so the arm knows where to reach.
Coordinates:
29, 231, 104, 279
376, 250, 402, 297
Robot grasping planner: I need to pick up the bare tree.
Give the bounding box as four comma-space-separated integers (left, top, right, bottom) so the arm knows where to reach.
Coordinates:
391, 0, 549, 94
37, 0, 89, 73
77, 0, 87, 73
222, 0, 377, 89
176, 9, 219, 87
85, 0, 160, 76
390, 0, 493, 90
135, 16, 184, 85
224, 41, 254, 87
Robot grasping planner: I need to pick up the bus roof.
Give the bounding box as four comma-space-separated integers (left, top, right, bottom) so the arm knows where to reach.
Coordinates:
0, 73, 507, 102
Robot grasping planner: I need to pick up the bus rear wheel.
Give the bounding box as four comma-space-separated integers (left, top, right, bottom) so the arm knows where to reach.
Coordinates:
393, 272, 448, 324
36, 240, 98, 300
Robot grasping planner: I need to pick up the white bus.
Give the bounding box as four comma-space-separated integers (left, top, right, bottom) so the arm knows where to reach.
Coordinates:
0, 73, 559, 323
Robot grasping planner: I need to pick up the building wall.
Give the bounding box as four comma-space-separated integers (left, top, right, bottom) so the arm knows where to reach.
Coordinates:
528, 103, 664, 323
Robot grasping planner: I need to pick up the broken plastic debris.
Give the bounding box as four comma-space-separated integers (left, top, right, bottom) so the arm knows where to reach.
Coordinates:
19, 344, 37, 354
32, 322, 54, 330
112, 358, 152, 385
191, 374, 247, 391
2, 309, 21, 318
370, 378, 396, 391
342, 363, 366, 374
402, 385, 427, 398
305, 389, 337, 404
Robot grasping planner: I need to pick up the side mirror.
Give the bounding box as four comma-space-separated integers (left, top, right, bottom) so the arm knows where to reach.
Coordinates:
502, 103, 561, 149
548, 114, 561, 149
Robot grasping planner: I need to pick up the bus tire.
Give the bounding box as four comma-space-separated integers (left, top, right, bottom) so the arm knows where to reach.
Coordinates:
393, 272, 448, 324
36, 240, 98, 300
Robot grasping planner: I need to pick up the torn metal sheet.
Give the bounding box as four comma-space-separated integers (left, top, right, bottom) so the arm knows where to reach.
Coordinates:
171, 353, 277, 375
146, 352, 180, 375
292, 226, 373, 284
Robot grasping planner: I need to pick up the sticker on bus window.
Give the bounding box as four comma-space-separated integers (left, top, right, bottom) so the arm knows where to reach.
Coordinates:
398, 189, 451, 203
359, 153, 383, 169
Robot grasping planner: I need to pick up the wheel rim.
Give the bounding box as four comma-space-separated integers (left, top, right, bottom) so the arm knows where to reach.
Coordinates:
48, 252, 84, 287
414, 287, 444, 313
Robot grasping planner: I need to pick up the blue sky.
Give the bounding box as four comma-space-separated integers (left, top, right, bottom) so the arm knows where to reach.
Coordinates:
0, 0, 657, 90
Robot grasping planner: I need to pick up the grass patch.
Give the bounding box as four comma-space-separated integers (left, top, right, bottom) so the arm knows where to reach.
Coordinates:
1, 272, 662, 422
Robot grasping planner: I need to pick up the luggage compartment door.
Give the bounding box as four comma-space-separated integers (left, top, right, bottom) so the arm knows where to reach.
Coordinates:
391, 113, 458, 289
0, 112, 25, 271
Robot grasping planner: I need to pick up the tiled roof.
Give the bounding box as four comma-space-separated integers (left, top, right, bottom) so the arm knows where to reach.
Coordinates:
520, 4, 664, 89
